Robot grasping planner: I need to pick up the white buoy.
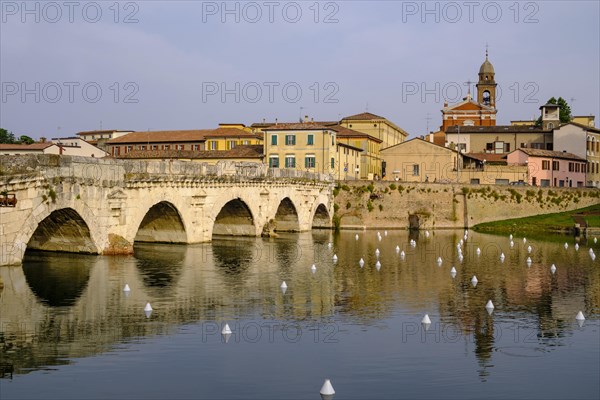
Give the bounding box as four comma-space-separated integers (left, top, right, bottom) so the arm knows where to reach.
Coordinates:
590, 248, 594, 254
378, 236, 382, 242
355, 234, 359, 240
222, 323, 232, 335
384, 230, 388, 236
395, 245, 400, 253
575, 243, 579, 251
526, 257, 532, 265
311, 264, 317, 273
281, 281, 288, 289
471, 276, 478, 287
400, 251, 406, 259
437, 257, 443, 265
510, 241, 514, 248
450, 267, 457, 278
328, 242, 332, 249
465, 230, 468, 236
485, 300, 494, 315
527, 245, 532, 253
576, 311, 585, 321
592, 253, 596, 261
333, 254, 338, 262
476, 248, 481, 256
523, 238, 527, 244
500, 252, 505, 261
564, 242, 569, 249
375, 260, 381, 271
456, 243, 461, 250
359, 258, 365, 267
375, 249, 380, 257
425, 231, 430, 238
509, 234, 513, 240
460, 239, 464, 245
458, 255, 464, 263
594, 237, 597, 243
550, 264, 556, 274
320, 379, 335, 396
144, 302, 153, 312
123, 284, 131, 292
421, 314, 431, 324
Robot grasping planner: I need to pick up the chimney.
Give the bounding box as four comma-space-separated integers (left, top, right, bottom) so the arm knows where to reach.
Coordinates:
275, 118, 278, 126
304, 115, 309, 123
262, 118, 265, 123
311, 118, 314, 122
444, 101, 448, 108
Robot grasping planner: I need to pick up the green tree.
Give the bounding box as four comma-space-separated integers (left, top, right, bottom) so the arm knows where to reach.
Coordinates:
0, 128, 16, 144
18, 135, 35, 144
535, 97, 572, 126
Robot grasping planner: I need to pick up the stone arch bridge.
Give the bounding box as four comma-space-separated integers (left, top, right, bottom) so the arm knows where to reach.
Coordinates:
0, 155, 334, 266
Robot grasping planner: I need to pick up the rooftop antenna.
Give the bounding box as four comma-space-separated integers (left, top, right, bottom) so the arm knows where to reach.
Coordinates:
464, 80, 473, 99
365, 102, 369, 112
100, 120, 102, 130
424, 113, 432, 133
299, 106, 305, 123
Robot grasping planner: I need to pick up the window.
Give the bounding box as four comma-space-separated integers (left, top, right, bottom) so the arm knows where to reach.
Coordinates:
552, 161, 559, 171
531, 143, 543, 149
176, 144, 184, 150
307, 134, 314, 145
243, 140, 249, 145
126, 145, 132, 153
494, 141, 504, 153
331, 157, 335, 169
271, 135, 278, 146
540, 179, 550, 187
521, 143, 526, 148
486, 143, 493, 151
413, 164, 420, 176
193, 144, 201, 151
305, 155, 316, 168
457, 143, 466, 152
209, 141, 217, 150
151, 145, 158, 150
269, 155, 279, 168
504, 143, 510, 152
164, 145, 170, 150
227, 140, 236, 150
285, 135, 296, 145
569, 162, 574, 172
285, 155, 296, 168
331, 135, 335, 146
139, 145, 146, 150
542, 160, 550, 170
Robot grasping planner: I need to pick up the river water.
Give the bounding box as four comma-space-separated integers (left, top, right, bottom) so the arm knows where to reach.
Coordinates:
1, 230, 599, 399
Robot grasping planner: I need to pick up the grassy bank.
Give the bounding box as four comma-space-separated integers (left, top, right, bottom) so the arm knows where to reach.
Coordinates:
473, 203, 600, 235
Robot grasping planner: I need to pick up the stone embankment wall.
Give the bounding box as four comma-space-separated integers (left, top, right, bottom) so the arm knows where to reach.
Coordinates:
333, 181, 600, 230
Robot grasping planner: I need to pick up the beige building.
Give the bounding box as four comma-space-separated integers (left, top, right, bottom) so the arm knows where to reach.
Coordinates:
51, 137, 108, 158
381, 138, 527, 185
106, 130, 208, 157
117, 145, 264, 165
0, 143, 62, 155
334, 142, 363, 180
446, 125, 553, 154
263, 123, 337, 175
339, 112, 408, 149
553, 122, 600, 187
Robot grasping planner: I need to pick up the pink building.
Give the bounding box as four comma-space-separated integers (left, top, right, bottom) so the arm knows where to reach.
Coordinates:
507, 148, 587, 187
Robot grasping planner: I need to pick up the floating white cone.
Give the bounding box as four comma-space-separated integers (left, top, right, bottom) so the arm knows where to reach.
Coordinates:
460, 239, 464, 245
500, 252, 505, 262
421, 314, 431, 324
594, 237, 597, 244
377, 231, 381, 237
509, 234, 513, 240
222, 323, 232, 335
456, 243, 461, 250
359, 258, 365, 267
355, 234, 359, 240
123, 284, 131, 292
550, 264, 556, 274
450, 267, 457, 278
400, 251, 406, 259
526, 257, 532, 265
523, 238, 527, 244
437, 257, 443, 265
375, 261, 381, 271
395, 245, 400, 253
471, 276, 478, 287
510, 241, 514, 248
328, 242, 332, 249
281, 281, 288, 289
564, 242, 569, 249
575, 243, 579, 251
311, 264, 317, 274
590, 248, 594, 254
465, 230, 468, 236
527, 245, 532, 253
576, 311, 585, 321
222, 333, 232, 344
425, 231, 430, 238
384, 230, 388, 236
592, 253, 596, 261
144, 302, 153, 312
485, 300, 494, 311
320, 379, 335, 396
464, 235, 468, 242
476, 248, 481, 256
458, 255, 464, 263
375, 249, 380, 257
332, 254, 338, 262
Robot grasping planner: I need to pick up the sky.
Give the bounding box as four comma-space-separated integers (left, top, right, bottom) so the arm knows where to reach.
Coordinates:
1, 0, 599, 139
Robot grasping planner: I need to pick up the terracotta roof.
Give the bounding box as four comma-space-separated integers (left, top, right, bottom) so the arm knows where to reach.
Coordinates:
77, 130, 133, 136
515, 148, 585, 161
203, 127, 262, 139
562, 122, 600, 133
329, 125, 383, 143
251, 121, 338, 128
118, 145, 264, 160
446, 125, 551, 134
0, 143, 56, 150
262, 122, 335, 131
465, 152, 507, 163
337, 142, 363, 152
107, 130, 210, 144
342, 112, 386, 121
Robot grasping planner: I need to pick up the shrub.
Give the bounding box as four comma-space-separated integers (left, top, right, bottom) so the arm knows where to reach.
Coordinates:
378, 204, 383, 211
389, 183, 397, 190
367, 183, 375, 193
346, 201, 351, 209
333, 203, 340, 212
367, 200, 374, 212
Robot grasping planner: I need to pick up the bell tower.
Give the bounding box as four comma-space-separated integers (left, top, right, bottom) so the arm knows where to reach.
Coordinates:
476, 47, 497, 108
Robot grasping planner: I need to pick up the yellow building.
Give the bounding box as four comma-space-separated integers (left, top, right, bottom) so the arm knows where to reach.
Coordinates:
334, 142, 363, 180
331, 125, 382, 179
340, 112, 409, 149
572, 115, 596, 128
204, 125, 262, 150
263, 123, 336, 175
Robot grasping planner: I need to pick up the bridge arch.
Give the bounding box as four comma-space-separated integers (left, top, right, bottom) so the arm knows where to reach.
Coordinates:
134, 201, 187, 244
211, 197, 258, 236
311, 202, 332, 229
16, 200, 101, 261
273, 197, 300, 232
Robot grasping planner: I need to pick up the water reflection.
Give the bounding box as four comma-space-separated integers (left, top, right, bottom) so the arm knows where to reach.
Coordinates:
0, 230, 598, 390
22, 251, 93, 307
